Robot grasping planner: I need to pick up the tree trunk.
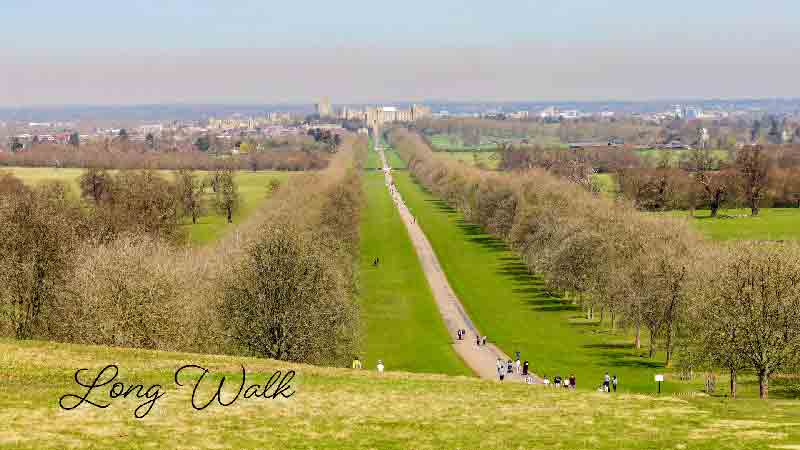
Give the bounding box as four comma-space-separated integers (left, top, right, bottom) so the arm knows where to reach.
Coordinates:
635, 322, 641, 350
600, 308, 605, 326
192, 211, 197, 224
611, 310, 616, 330
227, 206, 233, 224
710, 203, 719, 218
730, 368, 737, 399
664, 325, 674, 367
758, 370, 769, 400
751, 202, 760, 217
648, 327, 656, 358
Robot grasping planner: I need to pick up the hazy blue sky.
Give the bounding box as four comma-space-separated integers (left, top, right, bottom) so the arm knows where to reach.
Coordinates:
2, 0, 799, 105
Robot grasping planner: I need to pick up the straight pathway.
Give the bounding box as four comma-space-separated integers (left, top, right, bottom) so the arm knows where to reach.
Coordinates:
378, 148, 538, 383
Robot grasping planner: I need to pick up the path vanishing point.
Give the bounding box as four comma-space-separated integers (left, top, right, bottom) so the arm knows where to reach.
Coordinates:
378, 147, 538, 383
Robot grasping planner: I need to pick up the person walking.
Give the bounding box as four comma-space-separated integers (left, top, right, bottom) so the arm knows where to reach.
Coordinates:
603, 372, 611, 392
515, 358, 521, 375
543, 375, 550, 387
482, 336, 487, 346
377, 360, 385, 374
506, 360, 513, 375
522, 360, 529, 376
476, 335, 481, 346
569, 374, 576, 389
496, 358, 505, 382
352, 357, 362, 369
612, 375, 618, 392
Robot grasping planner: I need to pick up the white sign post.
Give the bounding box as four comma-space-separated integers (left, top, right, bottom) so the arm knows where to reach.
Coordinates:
655, 374, 664, 394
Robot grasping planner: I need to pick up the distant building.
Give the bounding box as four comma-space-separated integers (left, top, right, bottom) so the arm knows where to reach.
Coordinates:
316, 97, 333, 117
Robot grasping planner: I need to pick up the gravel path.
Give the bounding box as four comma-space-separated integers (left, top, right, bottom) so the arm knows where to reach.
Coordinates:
378, 149, 538, 383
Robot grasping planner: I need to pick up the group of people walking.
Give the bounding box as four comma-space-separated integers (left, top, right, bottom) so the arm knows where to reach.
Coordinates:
542, 374, 577, 389
495, 352, 531, 383
601, 372, 618, 392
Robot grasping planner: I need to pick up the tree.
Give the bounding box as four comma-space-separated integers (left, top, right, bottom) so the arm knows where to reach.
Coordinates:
9, 137, 22, 152
195, 135, 210, 152
689, 149, 735, 217
214, 168, 239, 224
217, 224, 357, 365
690, 243, 800, 399
176, 169, 204, 225
735, 145, 769, 216
0, 183, 80, 339
767, 116, 783, 144
145, 133, 156, 150
78, 167, 113, 204
68, 132, 80, 147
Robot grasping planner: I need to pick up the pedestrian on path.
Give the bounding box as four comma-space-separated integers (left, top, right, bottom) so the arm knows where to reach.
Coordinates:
543, 375, 550, 387
569, 374, 576, 389
506, 360, 513, 375
377, 360, 385, 374
522, 360, 529, 376
352, 357, 362, 369
603, 372, 611, 392
612, 375, 618, 392
515, 358, 521, 375
482, 336, 487, 346
476, 335, 481, 346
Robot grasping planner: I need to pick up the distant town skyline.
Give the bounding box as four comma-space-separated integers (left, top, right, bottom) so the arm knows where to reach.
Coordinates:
2, 1, 800, 106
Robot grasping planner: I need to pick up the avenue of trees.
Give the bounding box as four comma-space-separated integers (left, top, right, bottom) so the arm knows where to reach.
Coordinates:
391, 129, 800, 399
0, 136, 365, 367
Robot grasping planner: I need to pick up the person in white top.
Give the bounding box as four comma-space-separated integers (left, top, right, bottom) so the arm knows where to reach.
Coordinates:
377, 360, 385, 374
515, 358, 521, 374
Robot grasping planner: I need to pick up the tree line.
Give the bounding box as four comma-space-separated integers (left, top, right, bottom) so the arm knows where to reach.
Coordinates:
390, 129, 800, 399
0, 137, 366, 367
0, 141, 329, 171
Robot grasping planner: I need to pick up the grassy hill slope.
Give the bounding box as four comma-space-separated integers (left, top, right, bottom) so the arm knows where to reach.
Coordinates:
2, 339, 799, 449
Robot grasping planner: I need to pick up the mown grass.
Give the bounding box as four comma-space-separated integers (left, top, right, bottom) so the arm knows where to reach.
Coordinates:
4, 167, 290, 245
2, 339, 800, 449
358, 172, 468, 376
669, 208, 800, 241
436, 150, 500, 169
393, 171, 800, 399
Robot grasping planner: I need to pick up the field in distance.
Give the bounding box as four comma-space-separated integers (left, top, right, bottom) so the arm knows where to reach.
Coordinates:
671, 208, 800, 241
4, 167, 290, 245
2, 338, 799, 449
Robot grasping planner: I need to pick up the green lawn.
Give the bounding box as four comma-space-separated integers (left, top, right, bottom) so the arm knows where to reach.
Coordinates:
4, 167, 289, 245
393, 171, 800, 398
436, 150, 500, 169
392, 171, 695, 394
428, 134, 500, 151
636, 148, 729, 167
358, 172, 468, 376
2, 338, 800, 449
671, 208, 800, 241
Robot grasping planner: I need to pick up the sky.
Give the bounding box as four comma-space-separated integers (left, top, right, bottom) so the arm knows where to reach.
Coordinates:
1, 0, 799, 106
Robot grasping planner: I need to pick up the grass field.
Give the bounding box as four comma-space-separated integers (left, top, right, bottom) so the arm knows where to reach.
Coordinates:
436, 150, 500, 169
428, 133, 498, 151
358, 172, 468, 375
3, 167, 289, 245
2, 338, 800, 449
671, 208, 800, 241
636, 148, 729, 167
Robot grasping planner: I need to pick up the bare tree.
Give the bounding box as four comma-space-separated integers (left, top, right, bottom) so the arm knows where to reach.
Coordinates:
214, 168, 240, 224
0, 183, 81, 339
735, 145, 769, 216
690, 243, 800, 399
176, 169, 205, 224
